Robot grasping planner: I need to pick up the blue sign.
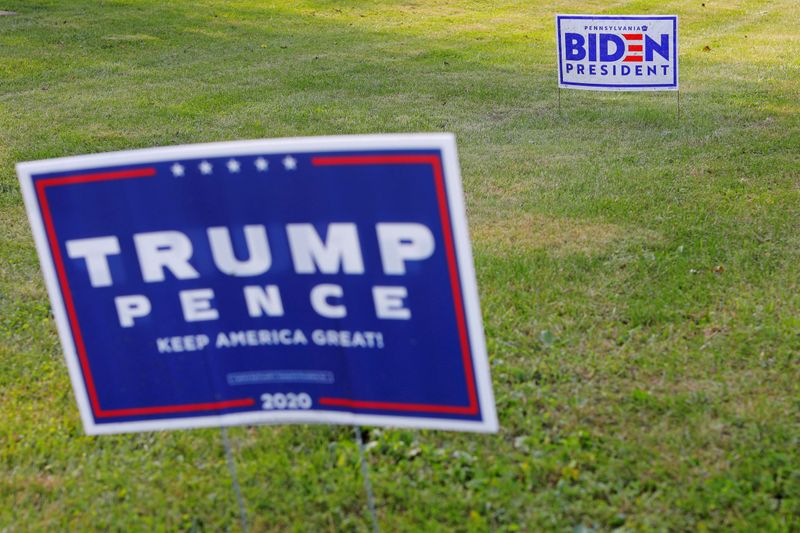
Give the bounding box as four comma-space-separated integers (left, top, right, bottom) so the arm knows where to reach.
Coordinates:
17, 135, 497, 434
556, 15, 679, 91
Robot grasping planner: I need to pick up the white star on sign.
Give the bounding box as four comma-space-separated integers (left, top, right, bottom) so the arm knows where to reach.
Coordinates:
254, 157, 269, 172
282, 155, 297, 171
199, 160, 213, 175
170, 162, 185, 177
226, 159, 241, 173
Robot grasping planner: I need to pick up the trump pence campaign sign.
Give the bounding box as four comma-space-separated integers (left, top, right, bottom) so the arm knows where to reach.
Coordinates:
556, 14, 679, 91
17, 134, 497, 434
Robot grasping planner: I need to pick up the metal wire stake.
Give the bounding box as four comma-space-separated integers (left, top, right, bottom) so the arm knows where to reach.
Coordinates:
354, 426, 379, 533
221, 427, 249, 533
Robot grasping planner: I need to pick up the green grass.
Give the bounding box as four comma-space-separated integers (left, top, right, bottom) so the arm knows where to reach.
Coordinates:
1, 0, 799, 530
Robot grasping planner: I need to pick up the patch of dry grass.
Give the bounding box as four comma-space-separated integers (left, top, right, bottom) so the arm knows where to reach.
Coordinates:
473, 213, 660, 257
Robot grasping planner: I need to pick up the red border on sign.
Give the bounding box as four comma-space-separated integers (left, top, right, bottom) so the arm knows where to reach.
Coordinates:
35, 168, 255, 418
312, 155, 479, 416
35, 154, 479, 420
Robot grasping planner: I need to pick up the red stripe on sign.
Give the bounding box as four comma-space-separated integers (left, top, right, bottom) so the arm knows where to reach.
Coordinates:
623, 55, 643, 62
100, 398, 255, 417
318, 398, 477, 414
37, 179, 104, 415
36, 166, 256, 419
622, 33, 643, 40
312, 154, 479, 416
35, 168, 157, 188
628, 44, 643, 52
312, 155, 434, 166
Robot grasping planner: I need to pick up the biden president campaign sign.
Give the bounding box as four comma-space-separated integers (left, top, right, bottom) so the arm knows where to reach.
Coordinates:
17, 134, 497, 434
556, 14, 679, 91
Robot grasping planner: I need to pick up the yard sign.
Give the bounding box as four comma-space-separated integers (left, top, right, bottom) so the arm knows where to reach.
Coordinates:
17, 134, 497, 434
556, 14, 679, 91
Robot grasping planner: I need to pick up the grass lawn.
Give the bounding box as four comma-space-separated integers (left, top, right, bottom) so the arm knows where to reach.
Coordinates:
1, 0, 799, 530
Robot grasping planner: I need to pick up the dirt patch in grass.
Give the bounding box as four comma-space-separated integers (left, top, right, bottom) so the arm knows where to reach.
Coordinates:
472, 213, 659, 256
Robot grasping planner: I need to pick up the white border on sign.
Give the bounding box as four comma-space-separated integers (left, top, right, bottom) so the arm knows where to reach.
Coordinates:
555, 14, 679, 91
16, 134, 499, 435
